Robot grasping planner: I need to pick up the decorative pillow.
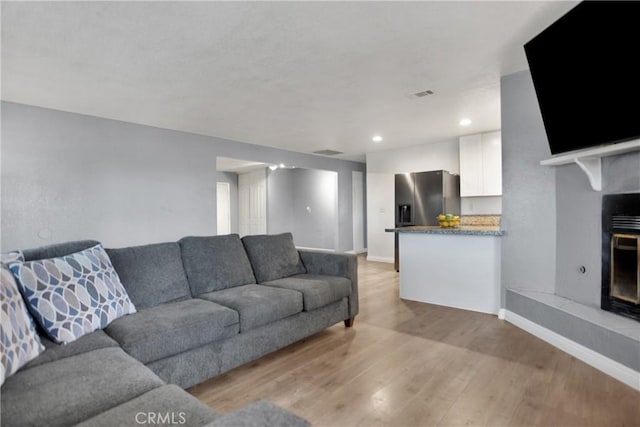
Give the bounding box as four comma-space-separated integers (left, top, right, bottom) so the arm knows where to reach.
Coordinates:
1, 251, 24, 265
1, 251, 44, 385
9, 244, 136, 344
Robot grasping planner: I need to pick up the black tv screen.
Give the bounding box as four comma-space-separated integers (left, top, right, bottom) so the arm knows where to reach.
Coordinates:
524, 1, 640, 155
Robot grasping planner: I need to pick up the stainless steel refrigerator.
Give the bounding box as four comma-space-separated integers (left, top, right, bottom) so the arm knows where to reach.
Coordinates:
394, 170, 460, 271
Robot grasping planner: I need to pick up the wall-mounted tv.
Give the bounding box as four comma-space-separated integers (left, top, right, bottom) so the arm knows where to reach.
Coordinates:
524, 1, 640, 155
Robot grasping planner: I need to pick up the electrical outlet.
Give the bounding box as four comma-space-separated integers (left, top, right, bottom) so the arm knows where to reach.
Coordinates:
38, 228, 51, 240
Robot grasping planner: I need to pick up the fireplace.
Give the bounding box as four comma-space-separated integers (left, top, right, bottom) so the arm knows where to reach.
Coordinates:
602, 193, 640, 321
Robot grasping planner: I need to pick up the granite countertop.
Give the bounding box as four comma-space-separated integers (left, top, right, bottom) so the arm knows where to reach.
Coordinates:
385, 225, 505, 236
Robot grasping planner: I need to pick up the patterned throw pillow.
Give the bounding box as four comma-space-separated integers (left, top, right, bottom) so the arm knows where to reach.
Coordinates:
1, 251, 45, 385
9, 244, 136, 344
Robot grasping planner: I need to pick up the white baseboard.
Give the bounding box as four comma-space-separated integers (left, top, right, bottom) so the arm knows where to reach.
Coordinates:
497, 308, 506, 320
366, 255, 394, 264
296, 246, 336, 253
345, 248, 368, 255
503, 310, 640, 391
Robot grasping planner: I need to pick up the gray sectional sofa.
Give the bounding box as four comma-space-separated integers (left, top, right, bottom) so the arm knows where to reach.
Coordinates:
1, 232, 358, 426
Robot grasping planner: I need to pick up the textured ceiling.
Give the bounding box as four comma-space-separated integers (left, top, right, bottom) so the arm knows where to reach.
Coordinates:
1, 1, 576, 161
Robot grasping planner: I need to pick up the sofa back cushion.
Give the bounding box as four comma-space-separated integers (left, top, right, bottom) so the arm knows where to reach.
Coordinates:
22, 240, 101, 262
179, 235, 256, 295
106, 242, 191, 310
241, 233, 306, 283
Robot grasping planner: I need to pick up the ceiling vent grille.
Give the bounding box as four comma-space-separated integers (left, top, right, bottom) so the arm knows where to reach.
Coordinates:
414, 89, 434, 98
313, 149, 344, 156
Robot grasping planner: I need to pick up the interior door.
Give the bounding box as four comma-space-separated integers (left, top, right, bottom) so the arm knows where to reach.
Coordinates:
238, 168, 267, 237
216, 182, 231, 235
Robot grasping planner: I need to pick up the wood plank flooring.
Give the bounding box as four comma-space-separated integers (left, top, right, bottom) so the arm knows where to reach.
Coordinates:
189, 256, 640, 426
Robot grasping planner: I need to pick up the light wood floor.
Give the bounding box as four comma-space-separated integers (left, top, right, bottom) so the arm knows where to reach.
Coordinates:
189, 256, 640, 426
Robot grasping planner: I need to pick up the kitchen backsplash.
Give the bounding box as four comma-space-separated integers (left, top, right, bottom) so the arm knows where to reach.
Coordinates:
459, 215, 501, 227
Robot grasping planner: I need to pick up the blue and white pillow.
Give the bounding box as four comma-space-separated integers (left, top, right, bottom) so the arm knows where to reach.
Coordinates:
1, 251, 45, 385
9, 244, 136, 344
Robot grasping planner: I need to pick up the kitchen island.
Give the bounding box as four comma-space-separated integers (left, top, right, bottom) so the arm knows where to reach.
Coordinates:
385, 225, 505, 315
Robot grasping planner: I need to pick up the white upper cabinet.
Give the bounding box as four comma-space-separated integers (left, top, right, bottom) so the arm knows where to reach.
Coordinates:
459, 134, 483, 196
480, 131, 502, 196
459, 131, 502, 197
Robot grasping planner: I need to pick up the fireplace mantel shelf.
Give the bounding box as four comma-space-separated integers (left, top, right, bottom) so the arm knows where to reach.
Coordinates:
540, 138, 640, 191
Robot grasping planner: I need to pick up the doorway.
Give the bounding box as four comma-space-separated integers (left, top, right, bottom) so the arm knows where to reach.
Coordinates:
238, 168, 267, 236
216, 157, 339, 250
352, 171, 365, 253
216, 182, 231, 235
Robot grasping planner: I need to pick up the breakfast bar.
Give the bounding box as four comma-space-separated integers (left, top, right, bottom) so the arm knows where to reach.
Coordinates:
385, 225, 505, 315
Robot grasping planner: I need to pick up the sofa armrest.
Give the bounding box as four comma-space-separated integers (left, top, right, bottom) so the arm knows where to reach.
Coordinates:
298, 250, 358, 319
203, 401, 309, 427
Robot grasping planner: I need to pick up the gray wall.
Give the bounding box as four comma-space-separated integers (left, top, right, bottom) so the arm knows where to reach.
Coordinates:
1, 102, 365, 251
502, 69, 640, 311
291, 168, 337, 250
267, 168, 294, 236
500, 70, 557, 303
501, 69, 640, 374
216, 171, 239, 234
555, 153, 640, 307
267, 168, 337, 250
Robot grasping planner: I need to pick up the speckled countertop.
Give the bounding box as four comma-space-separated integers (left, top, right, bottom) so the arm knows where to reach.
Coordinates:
385, 225, 505, 236
385, 216, 504, 236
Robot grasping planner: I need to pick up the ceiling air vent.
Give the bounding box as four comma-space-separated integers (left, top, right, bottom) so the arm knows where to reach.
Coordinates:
414, 89, 434, 98
313, 149, 344, 156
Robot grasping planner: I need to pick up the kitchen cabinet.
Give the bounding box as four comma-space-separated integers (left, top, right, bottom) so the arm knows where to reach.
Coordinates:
459, 131, 502, 196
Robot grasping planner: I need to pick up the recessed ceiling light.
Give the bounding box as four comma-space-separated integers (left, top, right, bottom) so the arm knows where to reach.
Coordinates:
459, 118, 472, 127
372, 135, 383, 143
268, 165, 278, 171
279, 163, 285, 168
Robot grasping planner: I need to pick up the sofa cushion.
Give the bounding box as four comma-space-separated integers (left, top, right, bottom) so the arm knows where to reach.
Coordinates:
0, 347, 164, 427
23, 329, 119, 370
105, 298, 239, 364
9, 244, 136, 344
241, 233, 306, 283
261, 274, 352, 312
179, 234, 256, 295
1, 252, 44, 384
76, 384, 219, 427
106, 242, 191, 310
199, 284, 303, 332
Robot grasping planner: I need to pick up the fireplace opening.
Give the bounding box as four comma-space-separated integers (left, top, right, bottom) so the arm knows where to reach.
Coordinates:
602, 193, 640, 322
610, 234, 639, 304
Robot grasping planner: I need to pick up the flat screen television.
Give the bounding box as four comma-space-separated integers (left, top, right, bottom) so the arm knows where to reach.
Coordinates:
524, 1, 640, 155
